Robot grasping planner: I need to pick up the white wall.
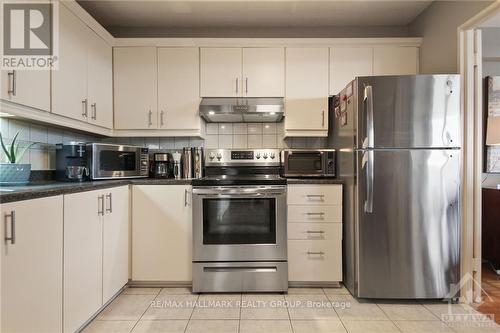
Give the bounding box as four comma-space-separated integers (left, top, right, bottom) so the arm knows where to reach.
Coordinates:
408, 1, 493, 74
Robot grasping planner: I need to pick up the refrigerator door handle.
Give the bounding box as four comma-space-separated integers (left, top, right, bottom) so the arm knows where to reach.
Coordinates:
363, 85, 374, 148
364, 150, 374, 213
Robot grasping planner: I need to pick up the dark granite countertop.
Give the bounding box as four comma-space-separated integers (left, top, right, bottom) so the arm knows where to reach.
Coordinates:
0, 178, 192, 204
1, 177, 343, 204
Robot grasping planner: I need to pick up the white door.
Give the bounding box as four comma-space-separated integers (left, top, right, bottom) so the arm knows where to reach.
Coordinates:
285, 47, 329, 132
0, 70, 50, 111
114, 47, 158, 129
200, 48, 242, 97
242, 48, 285, 97
64, 190, 103, 333
87, 29, 113, 129
330, 47, 373, 95
157, 48, 200, 130
373, 46, 419, 75
1, 196, 63, 333
132, 185, 192, 281
102, 186, 129, 303
52, 4, 88, 122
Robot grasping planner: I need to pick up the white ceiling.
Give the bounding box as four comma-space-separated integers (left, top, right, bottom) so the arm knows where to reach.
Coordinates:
77, 0, 433, 32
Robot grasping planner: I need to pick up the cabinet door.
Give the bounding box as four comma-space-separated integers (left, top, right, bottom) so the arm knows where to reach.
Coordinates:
200, 48, 242, 97
285, 48, 329, 132
1, 196, 63, 333
114, 47, 158, 129
373, 47, 419, 75
158, 48, 200, 130
52, 4, 88, 122
102, 186, 129, 303
64, 190, 103, 333
242, 48, 285, 97
132, 185, 192, 281
87, 29, 113, 129
1, 69, 50, 111
330, 47, 373, 95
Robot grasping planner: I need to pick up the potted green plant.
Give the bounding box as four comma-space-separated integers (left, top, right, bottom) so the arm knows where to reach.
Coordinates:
0, 131, 36, 185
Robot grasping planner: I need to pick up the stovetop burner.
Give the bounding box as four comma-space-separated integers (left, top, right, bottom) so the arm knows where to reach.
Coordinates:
192, 174, 286, 186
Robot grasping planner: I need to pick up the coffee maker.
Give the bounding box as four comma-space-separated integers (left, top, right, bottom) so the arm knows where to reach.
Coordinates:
56, 142, 89, 182
151, 153, 173, 178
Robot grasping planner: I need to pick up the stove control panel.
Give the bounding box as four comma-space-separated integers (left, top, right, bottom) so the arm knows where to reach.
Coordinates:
205, 149, 280, 166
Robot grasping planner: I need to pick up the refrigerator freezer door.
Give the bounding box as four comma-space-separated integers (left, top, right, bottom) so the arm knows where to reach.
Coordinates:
356, 75, 461, 149
356, 149, 461, 298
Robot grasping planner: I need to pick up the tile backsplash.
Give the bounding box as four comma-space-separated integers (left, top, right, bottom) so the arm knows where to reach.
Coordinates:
0, 118, 327, 170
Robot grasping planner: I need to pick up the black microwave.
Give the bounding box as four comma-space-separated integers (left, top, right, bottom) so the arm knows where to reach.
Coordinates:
280, 149, 336, 178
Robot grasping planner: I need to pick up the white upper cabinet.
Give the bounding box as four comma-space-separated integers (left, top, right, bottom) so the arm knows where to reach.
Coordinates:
242, 48, 285, 97
113, 47, 158, 129
373, 46, 419, 75
330, 47, 373, 95
52, 4, 113, 128
200, 48, 242, 97
285, 47, 329, 136
158, 48, 200, 131
87, 29, 113, 129
52, 4, 88, 122
1, 196, 63, 333
0, 69, 50, 111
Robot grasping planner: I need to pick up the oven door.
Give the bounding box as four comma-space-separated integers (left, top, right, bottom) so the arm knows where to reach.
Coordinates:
192, 186, 287, 262
91, 144, 142, 179
283, 151, 326, 177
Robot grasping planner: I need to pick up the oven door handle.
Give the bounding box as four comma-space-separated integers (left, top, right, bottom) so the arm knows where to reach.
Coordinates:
193, 187, 285, 196
195, 193, 283, 198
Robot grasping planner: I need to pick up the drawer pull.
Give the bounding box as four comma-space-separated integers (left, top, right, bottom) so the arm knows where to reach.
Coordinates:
307, 251, 325, 256
306, 195, 325, 200
306, 212, 325, 216
306, 230, 325, 234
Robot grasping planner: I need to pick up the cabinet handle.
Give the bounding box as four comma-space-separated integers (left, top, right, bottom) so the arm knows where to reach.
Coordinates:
306, 212, 325, 216
106, 193, 112, 213
245, 77, 248, 94
98, 195, 104, 216
160, 110, 164, 126
306, 194, 325, 201
4, 210, 15, 244
306, 230, 325, 234
322, 110, 325, 127
184, 189, 191, 207
307, 251, 325, 256
148, 110, 153, 126
7, 70, 16, 96
236, 77, 239, 94
91, 103, 97, 120
82, 99, 88, 118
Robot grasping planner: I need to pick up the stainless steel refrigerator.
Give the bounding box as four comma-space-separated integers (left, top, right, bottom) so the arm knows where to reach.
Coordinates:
329, 75, 461, 299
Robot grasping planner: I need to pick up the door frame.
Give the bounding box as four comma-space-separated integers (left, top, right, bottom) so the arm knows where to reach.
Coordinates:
458, 1, 500, 304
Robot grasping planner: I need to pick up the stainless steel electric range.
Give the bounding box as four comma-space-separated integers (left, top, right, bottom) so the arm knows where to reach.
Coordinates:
191, 149, 288, 293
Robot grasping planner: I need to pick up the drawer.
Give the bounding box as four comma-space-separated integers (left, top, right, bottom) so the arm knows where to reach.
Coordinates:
288, 223, 341, 241
288, 239, 342, 282
287, 185, 342, 206
288, 205, 342, 223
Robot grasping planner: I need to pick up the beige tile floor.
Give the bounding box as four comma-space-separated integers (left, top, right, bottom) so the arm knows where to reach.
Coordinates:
83, 287, 500, 333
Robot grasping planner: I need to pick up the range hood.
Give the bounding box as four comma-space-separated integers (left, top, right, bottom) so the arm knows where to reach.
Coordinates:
199, 97, 284, 123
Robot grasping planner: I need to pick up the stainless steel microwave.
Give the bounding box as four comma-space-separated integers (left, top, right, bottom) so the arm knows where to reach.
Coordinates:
87, 143, 149, 179
280, 149, 336, 178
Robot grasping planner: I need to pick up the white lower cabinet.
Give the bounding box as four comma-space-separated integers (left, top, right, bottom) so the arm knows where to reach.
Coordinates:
1, 196, 63, 333
132, 185, 192, 282
64, 186, 129, 332
287, 184, 343, 282
102, 186, 130, 303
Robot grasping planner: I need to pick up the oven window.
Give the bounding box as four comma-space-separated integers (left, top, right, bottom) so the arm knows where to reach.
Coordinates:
99, 151, 136, 171
203, 198, 276, 244
287, 153, 323, 172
